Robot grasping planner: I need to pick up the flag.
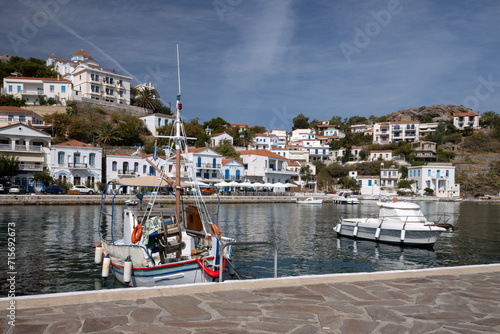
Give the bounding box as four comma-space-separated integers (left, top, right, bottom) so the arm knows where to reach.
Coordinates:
153, 140, 158, 161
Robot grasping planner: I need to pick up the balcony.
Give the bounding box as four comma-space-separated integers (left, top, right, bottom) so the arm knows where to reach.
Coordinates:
117, 169, 136, 176
68, 162, 88, 169
18, 163, 44, 171
224, 175, 241, 181
0, 144, 45, 153
196, 163, 222, 169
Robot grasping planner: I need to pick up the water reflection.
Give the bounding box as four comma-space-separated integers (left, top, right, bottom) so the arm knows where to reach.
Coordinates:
0, 201, 499, 296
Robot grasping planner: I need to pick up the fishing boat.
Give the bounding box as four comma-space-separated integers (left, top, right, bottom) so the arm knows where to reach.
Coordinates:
333, 200, 449, 247
94, 45, 234, 287
296, 197, 323, 204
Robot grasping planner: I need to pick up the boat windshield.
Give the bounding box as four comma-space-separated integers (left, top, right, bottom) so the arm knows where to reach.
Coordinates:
379, 207, 426, 222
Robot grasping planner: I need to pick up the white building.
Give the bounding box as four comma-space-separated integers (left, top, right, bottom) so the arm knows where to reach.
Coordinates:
369, 150, 393, 161
186, 147, 223, 185
239, 149, 296, 184
301, 139, 331, 162
407, 163, 460, 198
47, 50, 132, 105
3, 76, 72, 105
290, 129, 315, 144
337, 146, 364, 162
0, 123, 51, 191
350, 124, 372, 133
419, 123, 439, 138
210, 132, 233, 148
453, 112, 480, 130
139, 113, 175, 136
253, 133, 279, 150
380, 165, 400, 188
50, 140, 102, 188
222, 158, 244, 181
317, 124, 345, 138
271, 129, 288, 147
0, 106, 45, 129
372, 121, 420, 144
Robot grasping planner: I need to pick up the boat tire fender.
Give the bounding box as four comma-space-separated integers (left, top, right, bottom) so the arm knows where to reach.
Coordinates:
131, 224, 143, 244
210, 223, 222, 239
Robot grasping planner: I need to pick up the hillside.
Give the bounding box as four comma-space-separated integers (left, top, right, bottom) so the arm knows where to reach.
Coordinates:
386, 104, 472, 122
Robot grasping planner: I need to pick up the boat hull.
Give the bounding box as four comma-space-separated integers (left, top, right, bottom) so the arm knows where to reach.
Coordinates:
110, 258, 221, 287
334, 219, 445, 247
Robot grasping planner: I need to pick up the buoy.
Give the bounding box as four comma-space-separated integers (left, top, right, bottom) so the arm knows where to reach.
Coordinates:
393, 197, 398, 202
102, 254, 110, 278
124, 256, 132, 284
94, 245, 103, 264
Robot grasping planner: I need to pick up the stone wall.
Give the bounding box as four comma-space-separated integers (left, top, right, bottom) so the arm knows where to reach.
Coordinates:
76, 98, 152, 117
454, 153, 500, 176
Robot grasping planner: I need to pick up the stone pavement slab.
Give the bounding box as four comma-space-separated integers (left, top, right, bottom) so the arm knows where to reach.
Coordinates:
1, 264, 500, 333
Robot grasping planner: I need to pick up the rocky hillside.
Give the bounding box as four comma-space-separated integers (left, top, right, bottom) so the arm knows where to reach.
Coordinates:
386, 104, 472, 123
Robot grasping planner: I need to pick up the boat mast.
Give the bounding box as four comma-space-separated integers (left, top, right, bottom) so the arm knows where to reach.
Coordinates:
175, 43, 182, 227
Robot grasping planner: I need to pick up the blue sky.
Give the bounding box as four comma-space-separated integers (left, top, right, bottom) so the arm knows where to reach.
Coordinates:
1, 0, 500, 131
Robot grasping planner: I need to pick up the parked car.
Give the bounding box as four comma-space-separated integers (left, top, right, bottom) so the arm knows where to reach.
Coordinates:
9, 186, 26, 194
69, 185, 95, 194
42, 185, 65, 194
325, 190, 336, 194
0, 184, 4, 194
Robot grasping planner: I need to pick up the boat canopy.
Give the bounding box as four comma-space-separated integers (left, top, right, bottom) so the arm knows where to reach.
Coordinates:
114, 175, 171, 187
378, 201, 426, 222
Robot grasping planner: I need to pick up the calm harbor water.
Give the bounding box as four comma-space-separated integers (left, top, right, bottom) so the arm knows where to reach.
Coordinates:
1, 200, 499, 296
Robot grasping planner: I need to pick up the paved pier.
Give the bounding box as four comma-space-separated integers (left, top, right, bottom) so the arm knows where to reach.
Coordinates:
2, 264, 500, 333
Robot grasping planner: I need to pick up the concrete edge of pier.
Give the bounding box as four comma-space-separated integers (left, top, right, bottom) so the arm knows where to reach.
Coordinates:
3, 263, 500, 310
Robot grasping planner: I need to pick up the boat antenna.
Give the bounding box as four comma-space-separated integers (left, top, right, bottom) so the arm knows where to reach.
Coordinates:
177, 42, 181, 96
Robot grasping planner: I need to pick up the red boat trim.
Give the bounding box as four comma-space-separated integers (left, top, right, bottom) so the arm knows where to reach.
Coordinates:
108, 255, 215, 270
196, 258, 225, 278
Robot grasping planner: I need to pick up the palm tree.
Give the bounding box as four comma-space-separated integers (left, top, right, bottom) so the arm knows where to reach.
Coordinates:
134, 87, 159, 111
235, 129, 255, 149
96, 123, 120, 146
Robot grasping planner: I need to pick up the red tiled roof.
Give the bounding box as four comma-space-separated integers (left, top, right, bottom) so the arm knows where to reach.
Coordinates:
110, 152, 131, 157
187, 146, 211, 153
71, 50, 92, 59
54, 140, 97, 148
0, 106, 29, 112
454, 112, 479, 117
370, 150, 392, 153
48, 54, 57, 58
239, 149, 287, 160
255, 133, 275, 137
210, 132, 229, 137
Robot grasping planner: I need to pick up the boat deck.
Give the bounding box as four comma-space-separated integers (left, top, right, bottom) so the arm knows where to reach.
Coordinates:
3, 264, 500, 333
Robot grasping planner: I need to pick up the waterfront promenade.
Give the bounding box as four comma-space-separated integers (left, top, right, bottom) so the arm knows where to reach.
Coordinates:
2, 264, 500, 333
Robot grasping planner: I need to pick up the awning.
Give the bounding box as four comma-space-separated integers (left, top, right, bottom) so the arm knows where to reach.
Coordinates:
114, 175, 172, 187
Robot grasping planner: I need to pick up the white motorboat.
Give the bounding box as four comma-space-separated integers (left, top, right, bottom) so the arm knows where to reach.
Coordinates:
296, 197, 323, 204
334, 192, 360, 204
334, 201, 449, 247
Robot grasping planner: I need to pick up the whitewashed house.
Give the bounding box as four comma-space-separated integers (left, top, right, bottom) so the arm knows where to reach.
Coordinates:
271, 129, 288, 147
210, 132, 233, 148
139, 113, 175, 136
369, 150, 393, 161
50, 140, 102, 188
253, 133, 279, 150
186, 147, 223, 186
222, 158, 244, 181
380, 165, 400, 188
239, 149, 296, 184
47, 50, 132, 104
286, 145, 309, 163
301, 139, 331, 162
349, 171, 381, 196
453, 112, 480, 130
0, 106, 44, 129
373, 121, 420, 144
0, 123, 51, 191
350, 124, 372, 133
3, 77, 72, 105
407, 163, 460, 198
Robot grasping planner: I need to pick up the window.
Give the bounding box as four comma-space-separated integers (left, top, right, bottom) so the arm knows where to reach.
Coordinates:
8, 115, 13, 121
8, 85, 12, 92
123, 162, 129, 172
105, 88, 113, 95
428, 170, 431, 176
143, 165, 147, 173
225, 169, 230, 179
236, 170, 240, 180
134, 162, 139, 172
50, 85, 54, 92
17, 86, 21, 92
418, 170, 420, 177
197, 157, 201, 168
158, 119, 161, 127
213, 158, 216, 168
19, 116, 25, 122
58, 152, 65, 164
446, 170, 449, 177
112, 161, 117, 171
89, 153, 95, 166
61, 86, 66, 93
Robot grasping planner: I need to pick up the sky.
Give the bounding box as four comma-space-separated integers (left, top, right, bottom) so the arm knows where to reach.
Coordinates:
1, 0, 500, 131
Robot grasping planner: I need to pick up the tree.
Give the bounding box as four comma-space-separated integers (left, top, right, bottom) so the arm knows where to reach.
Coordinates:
0, 153, 19, 178
397, 179, 414, 189
300, 165, 313, 189
32, 172, 53, 187
0, 94, 26, 107
96, 123, 120, 146
234, 129, 255, 148
480, 111, 500, 128
195, 132, 210, 148
203, 117, 228, 134
216, 139, 238, 157
0, 56, 57, 82
338, 176, 360, 190
292, 113, 309, 130
134, 87, 160, 111
424, 187, 434, 196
